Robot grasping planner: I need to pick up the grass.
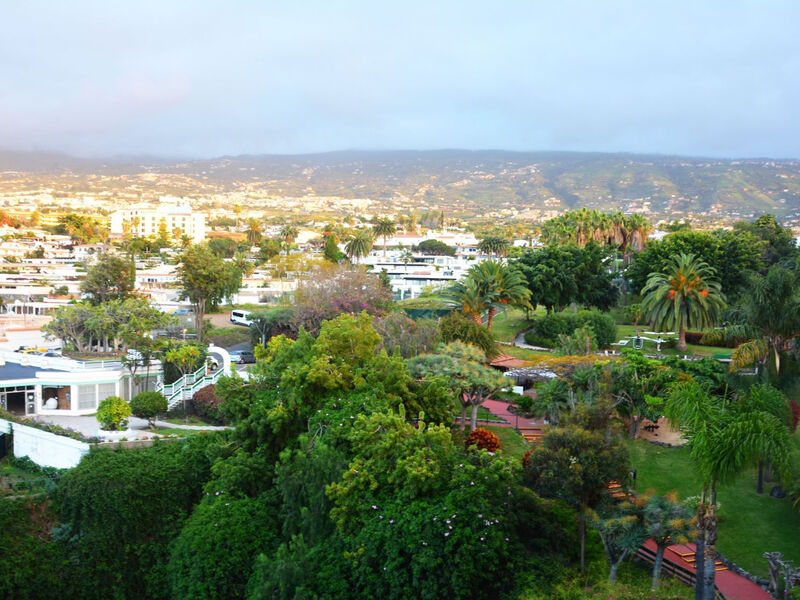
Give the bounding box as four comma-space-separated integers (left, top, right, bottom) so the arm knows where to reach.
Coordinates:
205, 326, 251, 348
163, 416, 211, 426
486, 425, 530, 460
148, 427, 215, 437
628, 436, 800, 576
614, 324, 733, 358
499, 345, 552, 361
490, 307, 542, 342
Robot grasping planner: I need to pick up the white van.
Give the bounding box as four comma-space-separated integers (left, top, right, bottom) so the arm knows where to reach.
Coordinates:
230, 310, 253, 326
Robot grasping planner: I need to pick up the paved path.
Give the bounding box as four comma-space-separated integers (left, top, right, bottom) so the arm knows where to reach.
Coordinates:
37, 414, 228, 438
639, 539, 770, 600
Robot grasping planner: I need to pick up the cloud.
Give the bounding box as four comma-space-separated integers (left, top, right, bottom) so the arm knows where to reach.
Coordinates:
1, 0, 798, 158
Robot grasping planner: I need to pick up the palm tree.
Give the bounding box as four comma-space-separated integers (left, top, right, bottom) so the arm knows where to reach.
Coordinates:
280, 223, 298, 256
344, 229, 374, 264
477, 236, 511, 257
400, 248, 414, 272
665, 381, 792, 600
245, 219, 262, 245
373, 218, 396, 258
444, 277, 488, 325
705, 266, 800, 376
445, 261, 532, 329
625, 214, 652, 253
641, 253, 726, 352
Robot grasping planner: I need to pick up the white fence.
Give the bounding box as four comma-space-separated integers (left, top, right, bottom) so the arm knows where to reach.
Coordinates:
0, 418, 90, 469
157, 365, 228, 410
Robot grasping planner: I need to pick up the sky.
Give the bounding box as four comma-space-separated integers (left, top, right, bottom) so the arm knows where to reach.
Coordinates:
1, 0, 798, 159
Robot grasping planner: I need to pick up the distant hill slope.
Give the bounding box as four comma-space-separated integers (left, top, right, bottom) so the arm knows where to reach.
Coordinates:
2, 149, 799, 221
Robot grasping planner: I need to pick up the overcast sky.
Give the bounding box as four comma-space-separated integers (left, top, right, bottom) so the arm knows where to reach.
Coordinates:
1, 1, 798, 159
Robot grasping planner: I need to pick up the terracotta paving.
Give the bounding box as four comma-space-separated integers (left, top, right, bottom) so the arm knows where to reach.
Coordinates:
639, 539, 770, 600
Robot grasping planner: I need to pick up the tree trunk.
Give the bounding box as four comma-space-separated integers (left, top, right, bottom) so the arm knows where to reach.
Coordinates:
579, 513, 586, 572
472, 312, 483, 326
695, 492, 706, 600
678, 318, 687, 353
470, 403, 479, 432
757, 460, 764, 494
609, 561, 620, 583
459, 399, 467, 432
701, 486, 718, 600
486, 307, 496, 330
652, 544, 665, 590
629, 414, 642, 438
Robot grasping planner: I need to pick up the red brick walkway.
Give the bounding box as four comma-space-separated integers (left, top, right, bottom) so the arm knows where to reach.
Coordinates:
639, 539, 770, 600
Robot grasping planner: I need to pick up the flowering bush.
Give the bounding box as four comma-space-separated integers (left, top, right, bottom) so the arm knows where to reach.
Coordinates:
465, 427, 501, 452
522, 449, 534, 469
191, 385, 226, 424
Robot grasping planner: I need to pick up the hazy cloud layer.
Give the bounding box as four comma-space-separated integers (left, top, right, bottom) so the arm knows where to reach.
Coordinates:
1, 1, 798, 158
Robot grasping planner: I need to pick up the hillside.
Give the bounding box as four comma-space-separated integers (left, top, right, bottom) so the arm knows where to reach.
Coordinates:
2, 150, 799, 223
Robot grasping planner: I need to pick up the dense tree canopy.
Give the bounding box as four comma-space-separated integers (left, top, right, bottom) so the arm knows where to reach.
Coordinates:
514, 243, 617, 314
80, 253, 136, 304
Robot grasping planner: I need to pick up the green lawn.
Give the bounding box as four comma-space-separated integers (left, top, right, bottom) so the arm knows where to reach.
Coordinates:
498, 345, 551, 361
490, 307, 544, 342
163, 416, 213, 426
486, 425, 531, 460
628, 437, 800, 576
614, 324, 733, 359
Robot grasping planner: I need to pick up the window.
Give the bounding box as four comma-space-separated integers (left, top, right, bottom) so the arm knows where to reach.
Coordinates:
97, 383, 116, 403
78, 385, 97, 410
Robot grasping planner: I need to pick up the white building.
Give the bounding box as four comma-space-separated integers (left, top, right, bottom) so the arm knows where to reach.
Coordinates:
110, 204, 207, 243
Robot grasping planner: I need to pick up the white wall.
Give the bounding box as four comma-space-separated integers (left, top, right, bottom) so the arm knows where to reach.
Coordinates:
0, 418, 90, 469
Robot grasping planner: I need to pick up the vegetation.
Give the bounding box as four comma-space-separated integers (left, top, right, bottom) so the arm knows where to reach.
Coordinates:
80, 252, 136, 304
96, 395, 131, 431
641, 253, 726, 352
129, 391, 167, 428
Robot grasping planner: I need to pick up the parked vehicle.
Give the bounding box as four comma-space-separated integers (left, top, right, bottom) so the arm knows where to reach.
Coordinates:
230, 310, 253, 326
229, 350, 256, 364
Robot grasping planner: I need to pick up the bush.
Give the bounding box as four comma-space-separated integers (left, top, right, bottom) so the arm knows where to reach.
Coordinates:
191, 385, 226, 424
374, 311, 440, 358
555, 325, 597, 356
577, 310, 617, 348
528, 310, 617, 349
465, 427, 501, 451
130, 391, 167, 427
438, 312, 498, 358
96, 396, 131, 431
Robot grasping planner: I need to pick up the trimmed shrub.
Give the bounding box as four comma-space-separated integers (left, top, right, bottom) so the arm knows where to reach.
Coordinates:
465, 427, 501, 451
527, 311, 617, 349
191, 385, 226, 424
130, 391, 167, 428
438, 312, 498, 358
96, 396, 131, 431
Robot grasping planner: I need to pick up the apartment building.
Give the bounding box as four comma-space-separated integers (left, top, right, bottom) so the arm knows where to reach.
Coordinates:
110, 204, 207, 243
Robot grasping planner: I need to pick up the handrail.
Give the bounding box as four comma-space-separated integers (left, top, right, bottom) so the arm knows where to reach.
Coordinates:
636, 545, 726, 600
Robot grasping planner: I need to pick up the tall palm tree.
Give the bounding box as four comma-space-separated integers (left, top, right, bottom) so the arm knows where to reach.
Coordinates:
400, 248, 414, 272
705, 266, 800, 376
344, 229, 374, 264
280, 223, 298, 256
625, 214, 652, 253
245, 219, 262, 245
373, 217, 396, 258
641, 253, 726, 352
665, 381, 792, 600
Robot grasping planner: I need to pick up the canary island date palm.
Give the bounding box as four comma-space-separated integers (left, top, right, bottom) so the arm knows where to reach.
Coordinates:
704, 266, 800, 376
641, 253, 725, 352
444, 260, 532, 329
665, 380, 792, 600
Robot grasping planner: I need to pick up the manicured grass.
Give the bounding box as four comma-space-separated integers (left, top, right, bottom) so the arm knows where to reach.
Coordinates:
486, 425, 530, 460
614, 324, 733, 359
499, 345, 551, 361
628, 437, 800, 576
149, 427, 216, 437
164, 416, 212, 426
490, 307, 544, 342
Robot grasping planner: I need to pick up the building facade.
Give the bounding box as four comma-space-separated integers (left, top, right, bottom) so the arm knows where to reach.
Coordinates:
110, 204, 206, 243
